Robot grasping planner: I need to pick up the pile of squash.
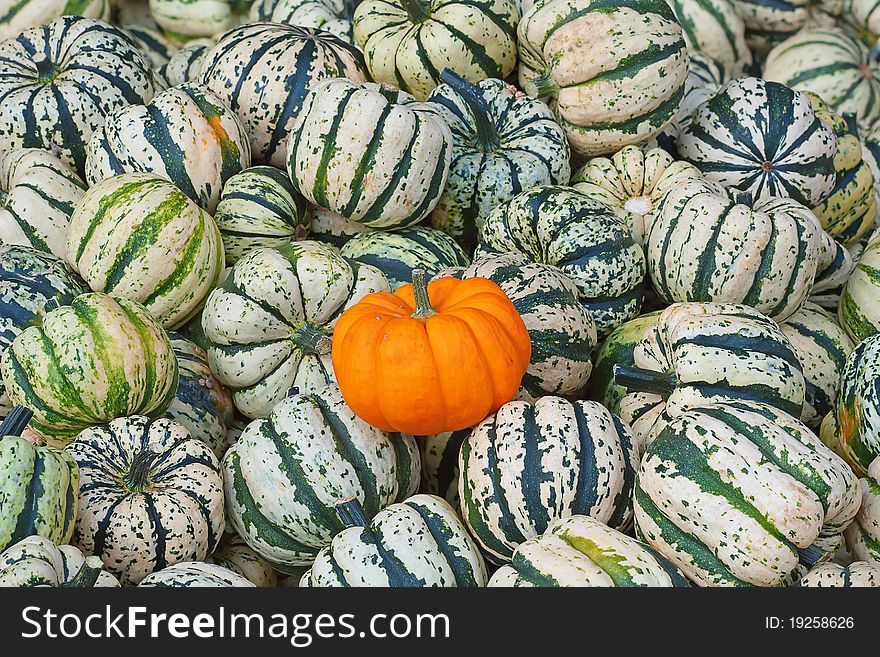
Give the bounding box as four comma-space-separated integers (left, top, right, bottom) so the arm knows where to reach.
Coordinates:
2, 0, 880, 589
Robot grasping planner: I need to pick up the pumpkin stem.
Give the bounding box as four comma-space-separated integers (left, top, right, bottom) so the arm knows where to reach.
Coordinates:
613, 365, 677, 398
336, 497, 369, 528
61, 556, 104, 588
122, 441, 167, 493
292, 323, 332, 355
32, 57, 57, 84
401, 0, 430, 23
529, 71, 558, 98
0, 405, 33, 437
798, 544, 830, 568
734, 191, 753, 207
410, 269, 436, 318
439, 68, 499, 152
342, 0, 363, 20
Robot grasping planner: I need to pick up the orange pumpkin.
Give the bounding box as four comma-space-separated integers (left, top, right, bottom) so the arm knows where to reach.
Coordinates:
331, 269, 531, 435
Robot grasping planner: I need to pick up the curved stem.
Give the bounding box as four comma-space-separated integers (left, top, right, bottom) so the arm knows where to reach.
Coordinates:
410, 269, 436, 319
734, 191, 754, 207
842, 112, 860, 138
401, 0, 430, 23
336, 497, 369, 528
798, 544, 829, 568
292, 323, 332, 355
32, 57, 57, 83
439, 68, 499, 151
529, 71, 558, 97
0, 405, 33, 437
613, 365, 677, 398
61, 556, 104, 588
122, 442, 166, 493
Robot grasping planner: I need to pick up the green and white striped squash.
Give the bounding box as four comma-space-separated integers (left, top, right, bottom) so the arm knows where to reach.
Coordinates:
0, 535, 118, 587
808, 234, 858, 312
214, 165, 310, 264
677, 77, 838, 207
488, 515, 690, 587
764, 27, 880, 124
66, 415, 225, 585
65, 173, 225, 330
0, 148, 87, 260
0, 0, 111, 41
859, 115, 880, 200
517, 0, 688, 157
840, 232, 880, 341
615, 302, 806, 449
419, 430, 468, 508
733, 0, 836, 55
0, 16, 158, 175
201, 240, 389, 419
780, 302, 854, 429
251, 0, 361, 43
123, 24, 178, 72
309, 207, 372, 248
647, 177, 830, 321
208, 530, 278, 587
162, 40, 213, 87
301, 495, 486, 587
85, 82, 251, 213
222, 385, 420, 571
846, 0, 880, 44
799, 561, 880, 587
460, 396, 637, 564
0, 407, 78, 552
425, 71, 570, 251
437, 253, 597, 402
165, 333, 235, 459
0, 245, 87, 416
138, 561, 255, 587
149, 0, 247, 37
353, 0, 518, 101
340, 226, 469, 291
572, 145, 701, 245
201, 23, 367, 167
476, 185, 645, 334
0, 293, 178, 445
288, 78, 452, 231
845, 456, 880, 565
665, 0, 750, 78
634, 400, 861, 587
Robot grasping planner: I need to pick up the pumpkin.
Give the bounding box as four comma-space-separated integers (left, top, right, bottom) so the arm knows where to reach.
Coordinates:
123, 24, 178, 72
208, 531, 278, 587
65, 172, 225, 330
839, 232, 880, 342
764, 27, 880, 124
251, 0, 361, 43
634, 400, 861, 587
0, 293, 178, 445
222, 385, 420, 570
419, 430, 467, 508
331, 269, 531, 435
301, 495, 487, 587
780, 302, 854, 429
0, 0, 110, 41
488, 515, 689, 587
572, 145, 701, 245
163, 41, 213, 87
615, 302, 806, 448
666, 0, 751, 78
340, 226, 469, 291
460, 397, 637, 564
425, 70, 571, 251
149, 0, 246, 37
0, 16, 157, 175
138, 561, 255, 587
821, 334, 880, 476
845, 455, 880, 564
0, 535, 118, 587
799, 561, 880, 587
200, 23, 367, 167
437, 253, 597, 402
84, 82, 251, 213
214, 165, 310, 264
476, 185, 646, 334
0, 148, 87, 260
201, 240, 390, 419
353, 0, 518, 101
647, 177, 831, 321
0, 406, 79, 552
0, 245, 86, 416
66, 415, 225, 585
165, 333, 235, 459
517, 0, 688, 157
287, 78, 452, 231
677, 77, 838, 207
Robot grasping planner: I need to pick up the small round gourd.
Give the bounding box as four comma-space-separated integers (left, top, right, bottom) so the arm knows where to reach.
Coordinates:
845, 456, 880, 565
0, 535, 118, 587
418, 430, 468, 508
798, 561, 880, 587
250, 0, 361, 43
208, 531, 278, 587
138, 562, 255, 587
839, 233, 880, 342
0, 0, 110, 41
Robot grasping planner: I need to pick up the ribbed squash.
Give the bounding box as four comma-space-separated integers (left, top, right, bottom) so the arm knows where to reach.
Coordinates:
0, 0, 111, 41
488, 515, 690, 587
163, 41, 212, 87
666, 0, 750, 78
208, 531, 278, 587
66, 173, 225, 330
733, 0, 836, 55
845, 456, 880, 565
201, 240, 390, 419
0, 293, 178, 445
251, 0, 361, 43
846, 0, 880, 45
0, 535, 118, 587
799, 561, 880, 587
460, 397, 637, 564
149, 0, 247, 37
66, 415, 225, 585
517, 0, 688, 157
839, 232, 880, 341
138, 562, 255, 587
222, 385, 419, 571
309, 207, 372, 248
123, 24, 178, 73
418, 430, 468, 508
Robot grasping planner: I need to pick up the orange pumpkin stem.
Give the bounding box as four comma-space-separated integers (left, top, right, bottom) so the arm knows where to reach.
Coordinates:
410, 269, 436, 319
